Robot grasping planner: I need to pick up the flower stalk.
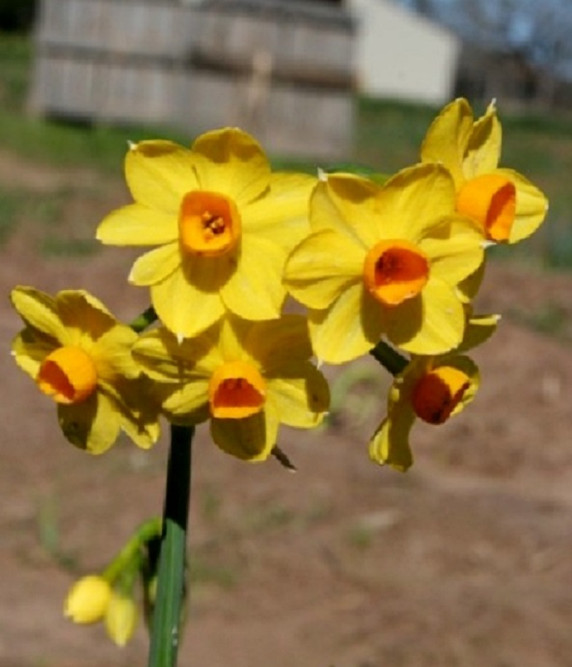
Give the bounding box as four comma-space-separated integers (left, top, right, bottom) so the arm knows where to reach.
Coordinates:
370, 340, 408, 376
148, 424, 195, 667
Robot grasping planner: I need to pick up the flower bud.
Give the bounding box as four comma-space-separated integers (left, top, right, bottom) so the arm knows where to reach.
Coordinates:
64, 575, 112, 624
105, 592, 139, 647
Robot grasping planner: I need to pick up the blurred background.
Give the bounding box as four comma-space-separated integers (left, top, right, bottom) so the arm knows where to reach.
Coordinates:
2, 1, 572, 666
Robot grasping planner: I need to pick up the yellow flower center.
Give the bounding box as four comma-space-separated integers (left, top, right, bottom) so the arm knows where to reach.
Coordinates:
411, 365, 471, 425
363, 239, 429, 306
208, 360, 266, 419
36, 346, 98, 404
456, 174, 516, 242
178, 190, 241, 257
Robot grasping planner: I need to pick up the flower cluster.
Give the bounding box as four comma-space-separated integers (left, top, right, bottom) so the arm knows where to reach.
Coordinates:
11, 100, 547, 473
10, 98, 548, 645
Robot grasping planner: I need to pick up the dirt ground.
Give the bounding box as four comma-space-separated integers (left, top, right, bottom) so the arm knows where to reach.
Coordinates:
2, 151, 572, 667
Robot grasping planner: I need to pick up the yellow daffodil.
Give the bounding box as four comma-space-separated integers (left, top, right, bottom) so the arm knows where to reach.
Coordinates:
369, 354, 480, 472
283, 164, 485, 363
64, 575, 112, 624
96, 128, 315, 339
421, 97, 548, 243
10, 286, 160, 454
132, 315, 330, 461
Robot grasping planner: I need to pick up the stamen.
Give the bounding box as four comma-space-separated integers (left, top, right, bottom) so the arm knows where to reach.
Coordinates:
36, 346, 98, 404
363, 239, 429, 306
179, 191, 241, 257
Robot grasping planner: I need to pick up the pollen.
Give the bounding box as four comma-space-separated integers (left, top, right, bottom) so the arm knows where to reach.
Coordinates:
363, 239, 429, 306
208, 360, 266, 419
456, 173, 516, 242
36, 346, 98, 404
411, 365, 471, 425
179, 190, 241, 257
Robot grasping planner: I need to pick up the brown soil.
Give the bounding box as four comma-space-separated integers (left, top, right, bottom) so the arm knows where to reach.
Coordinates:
2, 151, 572, 667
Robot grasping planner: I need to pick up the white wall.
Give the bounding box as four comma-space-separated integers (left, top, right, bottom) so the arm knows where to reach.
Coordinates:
347, 0, 460, 104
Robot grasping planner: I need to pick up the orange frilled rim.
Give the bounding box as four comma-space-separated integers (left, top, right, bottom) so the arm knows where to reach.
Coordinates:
363, 239, 429, 306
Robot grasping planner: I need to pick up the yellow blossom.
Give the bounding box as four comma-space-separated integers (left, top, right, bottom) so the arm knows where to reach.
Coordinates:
421, 97, 548, 243
369, 354, 480, 472
10, 286, 160, 454
96, 128, 315, 339
105, 592, 139, 647
64, 575, 112, 624
283, 164, 485, 363
132, 315, 330, 461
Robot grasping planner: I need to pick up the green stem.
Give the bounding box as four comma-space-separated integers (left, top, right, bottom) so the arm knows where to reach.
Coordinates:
369, 340, 409, 376
130, 306, 158, 333
148, 424, 195, 667
102, 517, 162, 583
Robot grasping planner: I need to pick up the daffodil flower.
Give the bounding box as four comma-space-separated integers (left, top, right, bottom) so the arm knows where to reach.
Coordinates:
369, 354, 480, 472
132, 315, 330, 461
10, 286, 160, 454
284, 163, 485, 363
421, 97, 548, 243
96, 128, 315, 339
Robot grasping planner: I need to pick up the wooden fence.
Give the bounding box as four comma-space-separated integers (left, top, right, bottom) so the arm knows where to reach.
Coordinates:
29, 0, 355, 159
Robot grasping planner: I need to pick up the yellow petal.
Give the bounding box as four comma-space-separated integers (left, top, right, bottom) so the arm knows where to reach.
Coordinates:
284, 228, 364, 310
368, 408, 415, 473
210, 409, 278, 461
309, 283, 383, 364
97, 203, 178, 246
133, 328, 220, 382
267, 364, 330, 428
418, 216, 484, 284
128, 242, 180, 286
10, 286, 68, 343
386, 279, 464, 355
458, 313, 500, 352
192, 128, 271, 204
125, 140, 197, 212
243, 315, 312, 372
11, 330, 54, 378
456, 261, 486, 303
375, 163, 457, 240
112, 378, 162, 449
151, 266, 226, 339
90, 325, 140, 381
317, 174, 384, 247
244, 171, 315, 251
162, 382, 211, 422
56, 291, 117, 342
495, 168, 549, 243
463, 102, 502, 178
58, 391, 122, 454
420, 97, 474, 187
220, 235, 286, 320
